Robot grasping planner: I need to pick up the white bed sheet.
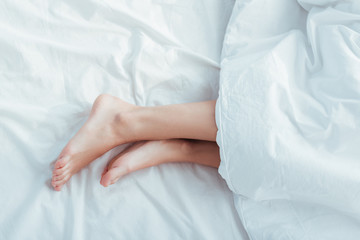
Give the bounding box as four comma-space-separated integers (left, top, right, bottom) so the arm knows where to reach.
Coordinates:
217, 0, 360, 239
0, 0, 248, 239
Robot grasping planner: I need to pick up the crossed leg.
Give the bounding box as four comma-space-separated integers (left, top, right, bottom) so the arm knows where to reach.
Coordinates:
100, 140, 220, 187
52, 94, 219, 191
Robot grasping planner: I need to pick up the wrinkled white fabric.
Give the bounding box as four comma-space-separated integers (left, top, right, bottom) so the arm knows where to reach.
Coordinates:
217, 0, 360, 239
0, 0, 249, 239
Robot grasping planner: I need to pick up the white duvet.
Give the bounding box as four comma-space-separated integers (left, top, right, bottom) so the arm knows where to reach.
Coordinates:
217, 0, 360, 239
0, 0, 250, 239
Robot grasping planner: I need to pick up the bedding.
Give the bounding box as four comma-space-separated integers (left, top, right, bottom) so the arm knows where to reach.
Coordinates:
216, 0, 360, 239
0, 0, 249, 239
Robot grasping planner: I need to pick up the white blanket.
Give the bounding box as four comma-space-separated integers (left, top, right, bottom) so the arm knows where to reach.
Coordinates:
0, 0, 249, 239
217, 0, 360, 239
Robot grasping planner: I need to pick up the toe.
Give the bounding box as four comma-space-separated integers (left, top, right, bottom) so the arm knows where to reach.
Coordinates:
52, 172, 66, 182
52, 167, 67, 177
101, 165, 109, 177
51, 174, 66, 185
100, 167, 127, 187
52, 167, 70, 182
55, 156, 71, 169
100, 171, 113, 187
52, 179, 61, 187
52, 175, 71, 190
52, 176, 61, 183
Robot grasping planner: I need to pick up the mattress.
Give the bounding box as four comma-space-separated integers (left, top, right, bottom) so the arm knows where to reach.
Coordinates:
0, 0, 249, 239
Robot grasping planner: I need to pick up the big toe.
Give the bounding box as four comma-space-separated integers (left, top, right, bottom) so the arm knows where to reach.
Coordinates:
100, 166, 127, 187
101, 166, 109, 177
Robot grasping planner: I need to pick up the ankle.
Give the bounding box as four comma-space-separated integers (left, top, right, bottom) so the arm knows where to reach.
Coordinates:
162, 139, 193, 163
111, 107, 143, 144
178, 140, 193, 157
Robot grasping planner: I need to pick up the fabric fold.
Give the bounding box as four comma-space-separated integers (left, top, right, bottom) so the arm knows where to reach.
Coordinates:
217, 0, 360, 238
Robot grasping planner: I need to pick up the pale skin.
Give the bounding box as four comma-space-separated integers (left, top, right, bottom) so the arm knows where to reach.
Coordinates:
51, 94, 220, 191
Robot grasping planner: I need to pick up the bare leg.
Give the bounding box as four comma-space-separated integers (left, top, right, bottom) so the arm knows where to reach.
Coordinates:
100, 139, 220, 187
52, 94, 217, 191
130, 100, 217, 142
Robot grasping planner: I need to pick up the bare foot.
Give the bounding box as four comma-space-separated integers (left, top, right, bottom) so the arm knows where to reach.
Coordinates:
51, 94, 137, 191
100, 140, 189, 187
